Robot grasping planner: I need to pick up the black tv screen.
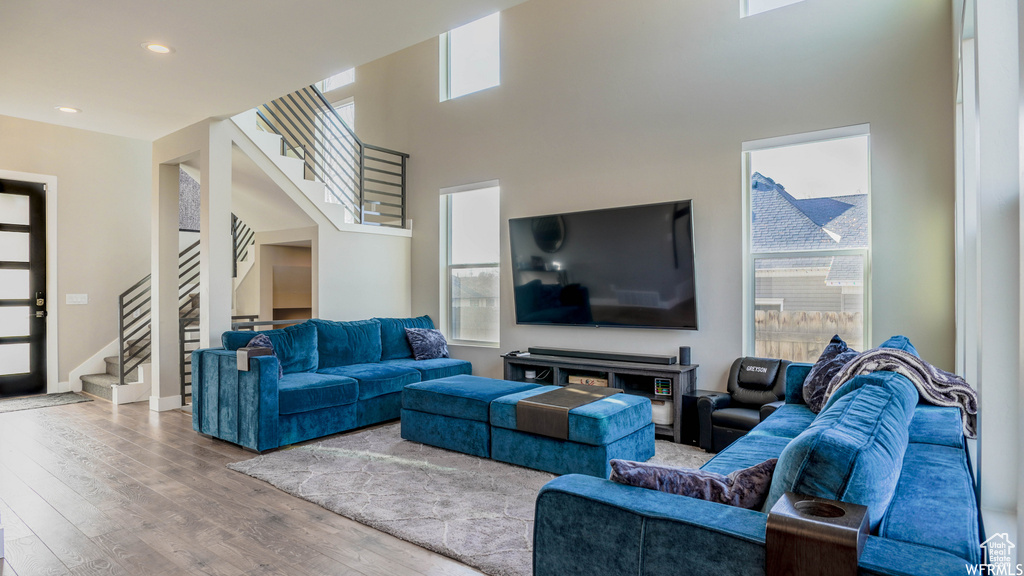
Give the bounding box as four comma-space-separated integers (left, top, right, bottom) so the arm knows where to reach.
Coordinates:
509, 200, 698, 330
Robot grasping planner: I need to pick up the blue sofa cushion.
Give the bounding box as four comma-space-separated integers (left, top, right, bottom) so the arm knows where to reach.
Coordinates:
319, 363, 421, 400
375, 316, 434, 360
878, 442, 981, 564
784, 363, 812, 404
309, 318, 382, 368
490, 385, 652, 446
765, 372, 918, 531
748, 404, 815, 439
278, 372, 358, 415
908, 405, 964, 449
222, 322, 318, 374
610, 458, 777, 510
803, 334, 859, 413
382, 357, 472, 380
700, 434, 792, 476
402, 375, 539, 422
880, 334, 920, 357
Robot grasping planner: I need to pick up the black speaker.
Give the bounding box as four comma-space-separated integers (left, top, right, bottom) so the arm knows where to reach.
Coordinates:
679, 346, 692, 366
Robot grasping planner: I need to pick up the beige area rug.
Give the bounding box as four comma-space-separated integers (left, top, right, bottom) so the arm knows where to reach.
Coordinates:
228, 422, 712, 576
0, 392, 91, 414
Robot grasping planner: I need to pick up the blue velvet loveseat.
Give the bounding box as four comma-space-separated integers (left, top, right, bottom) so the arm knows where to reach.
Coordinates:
533, 353, 982, 575
192, 316, 471, 452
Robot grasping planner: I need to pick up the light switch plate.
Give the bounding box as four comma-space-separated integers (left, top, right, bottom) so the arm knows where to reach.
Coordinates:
66, 293, 89, 305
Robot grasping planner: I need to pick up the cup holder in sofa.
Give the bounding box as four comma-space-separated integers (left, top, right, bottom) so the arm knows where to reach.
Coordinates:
794, 500, 846, 518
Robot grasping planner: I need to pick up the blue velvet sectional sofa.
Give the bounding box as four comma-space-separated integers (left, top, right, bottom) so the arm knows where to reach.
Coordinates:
534, 360, 982, 575
192, 316, 471, 452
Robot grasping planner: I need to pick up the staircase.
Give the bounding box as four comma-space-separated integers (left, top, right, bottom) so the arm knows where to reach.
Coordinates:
235, 84, 409, 229
80, 356, 141, 401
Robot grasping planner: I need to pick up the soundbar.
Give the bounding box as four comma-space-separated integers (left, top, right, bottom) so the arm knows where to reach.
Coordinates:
527, 347, 677, 365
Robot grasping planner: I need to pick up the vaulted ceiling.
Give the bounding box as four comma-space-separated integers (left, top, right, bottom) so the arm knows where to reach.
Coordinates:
0, 0, 526, 141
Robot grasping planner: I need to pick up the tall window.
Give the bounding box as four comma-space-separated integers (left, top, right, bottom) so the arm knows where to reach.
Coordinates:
743, 127, 870, 362
319, 68, 355, 92
440, 13, 500, 101
444, 183, 500, 344
318, 99, 356, 218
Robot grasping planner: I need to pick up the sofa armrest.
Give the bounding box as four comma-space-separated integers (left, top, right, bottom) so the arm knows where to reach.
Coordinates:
192, 349, 280, 452
533, 476, 973, 576
697, 392, 731, 451
534, 474, 768, 576
760, 400, 786, 421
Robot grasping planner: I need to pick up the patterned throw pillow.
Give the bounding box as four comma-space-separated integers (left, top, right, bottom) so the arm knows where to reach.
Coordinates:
247, 334, 283, 378
803, 334, 859, 413
610, 458, 778, 510
404, 328, 450, 361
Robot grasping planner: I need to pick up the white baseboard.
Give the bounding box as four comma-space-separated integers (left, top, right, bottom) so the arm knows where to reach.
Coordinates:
149, 395, 182, 412
68, 339, 118, 392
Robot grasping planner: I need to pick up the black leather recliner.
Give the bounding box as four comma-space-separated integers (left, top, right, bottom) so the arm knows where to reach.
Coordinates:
697, 356, 791, 453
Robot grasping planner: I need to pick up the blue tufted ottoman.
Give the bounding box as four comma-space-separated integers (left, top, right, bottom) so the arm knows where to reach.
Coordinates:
400, 375, 541, 457
489, 385, 655, 477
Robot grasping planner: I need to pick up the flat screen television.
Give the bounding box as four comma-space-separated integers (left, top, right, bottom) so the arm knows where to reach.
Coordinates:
508, 200, 698, 330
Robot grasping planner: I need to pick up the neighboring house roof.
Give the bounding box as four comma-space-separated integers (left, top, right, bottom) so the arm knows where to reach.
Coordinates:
751, 172, 867, 286
452, 274, 499, 300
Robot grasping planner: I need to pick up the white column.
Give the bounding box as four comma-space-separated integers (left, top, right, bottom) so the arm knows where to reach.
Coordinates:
150, 163, 182, 411
199, 121, 233, 347
974, 0, 1020, 540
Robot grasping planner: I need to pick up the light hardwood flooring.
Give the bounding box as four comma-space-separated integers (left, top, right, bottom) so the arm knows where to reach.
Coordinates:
0, 398, 485, 576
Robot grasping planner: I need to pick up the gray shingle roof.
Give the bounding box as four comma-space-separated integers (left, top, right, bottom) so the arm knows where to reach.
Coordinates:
751, 172, 867, 285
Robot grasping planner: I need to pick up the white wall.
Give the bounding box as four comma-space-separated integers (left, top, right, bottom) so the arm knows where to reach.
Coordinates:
0, 114, 151, 382
328, 0, 955, 385
316, 226, 411, 321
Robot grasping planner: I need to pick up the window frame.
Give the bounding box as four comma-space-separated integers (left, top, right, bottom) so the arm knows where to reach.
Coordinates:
441, 180, 501, 347
439, 12, 501, 102
741, 124, 872, 358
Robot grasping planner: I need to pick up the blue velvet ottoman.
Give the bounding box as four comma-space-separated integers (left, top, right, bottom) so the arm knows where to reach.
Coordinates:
489, 385, 655, 477
400, 375, 541, 458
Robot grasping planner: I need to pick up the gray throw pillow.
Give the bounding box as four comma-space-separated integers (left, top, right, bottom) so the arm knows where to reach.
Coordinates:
404, 328, 450, 361
803, 334, 859, 414
247, 334, 283, 378
609, 458, 778, 510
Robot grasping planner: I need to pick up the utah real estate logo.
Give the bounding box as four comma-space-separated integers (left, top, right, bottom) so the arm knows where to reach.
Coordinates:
968, 533, 1021, 575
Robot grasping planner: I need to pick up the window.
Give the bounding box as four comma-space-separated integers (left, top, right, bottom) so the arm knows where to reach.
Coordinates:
742, 0, 806, 17
440, 13, 500, 101
743, 127, 870, 362
443, 183, 500, 344
317, 99, 357, 217
319, 68, 355, 92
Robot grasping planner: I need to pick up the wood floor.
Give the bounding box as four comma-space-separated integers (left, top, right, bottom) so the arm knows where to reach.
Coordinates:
0, 398, 485, 576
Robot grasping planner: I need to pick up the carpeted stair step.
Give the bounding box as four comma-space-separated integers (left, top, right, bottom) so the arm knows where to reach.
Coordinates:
103, 356, 138, 382
81, 373, 118, 401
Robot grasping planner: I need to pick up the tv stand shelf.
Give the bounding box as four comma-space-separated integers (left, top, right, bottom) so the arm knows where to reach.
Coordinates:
501, 353, 698, 443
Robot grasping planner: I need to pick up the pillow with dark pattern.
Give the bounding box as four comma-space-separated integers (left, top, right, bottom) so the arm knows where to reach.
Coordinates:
404, 328, 450, 361
610, 458, 778, 510
247, 333, 283, 378
803, 334, 859, 413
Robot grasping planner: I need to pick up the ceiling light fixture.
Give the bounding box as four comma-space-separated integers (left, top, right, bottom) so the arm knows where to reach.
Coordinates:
55, 106, 80, 113
142, 42, 174, 54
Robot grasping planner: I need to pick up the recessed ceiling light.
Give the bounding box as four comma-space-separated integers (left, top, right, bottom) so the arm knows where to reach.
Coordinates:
142, 42, 174, 54
55, 106, 80, 113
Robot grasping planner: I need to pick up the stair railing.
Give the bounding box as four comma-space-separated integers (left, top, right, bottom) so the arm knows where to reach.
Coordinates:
232, 214, 255, 278
254, 85, 409, 228
117, 239, 201, 386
